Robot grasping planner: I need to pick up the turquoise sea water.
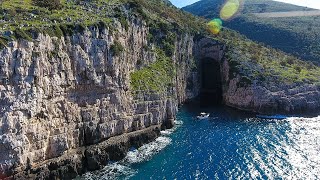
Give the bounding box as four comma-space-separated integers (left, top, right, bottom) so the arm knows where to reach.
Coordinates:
81, 104, 320, 179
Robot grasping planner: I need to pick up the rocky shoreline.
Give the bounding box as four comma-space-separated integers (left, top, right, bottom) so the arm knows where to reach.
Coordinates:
8, 124, 170, 180
221, 58, 320, 115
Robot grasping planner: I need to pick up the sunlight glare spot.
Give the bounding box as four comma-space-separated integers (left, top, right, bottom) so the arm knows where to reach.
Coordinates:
220, 0, 241, 20
207, 18, 223, 34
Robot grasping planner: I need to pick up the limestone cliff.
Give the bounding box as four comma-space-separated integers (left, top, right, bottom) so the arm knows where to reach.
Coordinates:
0, 16, 199, 179
222, 54, 320, 114
187, 36, 320, 115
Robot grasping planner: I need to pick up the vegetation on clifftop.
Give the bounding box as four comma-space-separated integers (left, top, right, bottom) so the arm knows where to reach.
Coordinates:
217, 29, 320, 86
130, 48, 175, 93
0, 0, 116, 44
0, 0, 113, 31
0, 0, 205, 39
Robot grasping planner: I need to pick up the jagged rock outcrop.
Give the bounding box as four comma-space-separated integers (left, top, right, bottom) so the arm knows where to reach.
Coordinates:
221, 57, 320, 114
0, 16, 199, 179
190, 37, 320, 114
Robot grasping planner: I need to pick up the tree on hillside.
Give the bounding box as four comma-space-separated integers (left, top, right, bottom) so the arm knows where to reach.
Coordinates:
32, 0, 62, 10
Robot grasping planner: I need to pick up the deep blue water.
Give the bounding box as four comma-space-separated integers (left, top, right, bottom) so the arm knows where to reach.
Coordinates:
81, 104, 320, 179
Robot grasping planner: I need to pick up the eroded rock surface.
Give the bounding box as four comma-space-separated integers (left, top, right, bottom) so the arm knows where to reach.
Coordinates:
0, 18, 199, 179
222, 58, 320, 114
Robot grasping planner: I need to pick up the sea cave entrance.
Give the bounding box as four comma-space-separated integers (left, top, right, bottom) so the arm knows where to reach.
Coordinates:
200, 58, 223, 106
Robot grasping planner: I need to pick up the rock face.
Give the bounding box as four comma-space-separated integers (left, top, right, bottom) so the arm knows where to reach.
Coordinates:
221, 58, 320, 114
191, 37, 319, 115
0, 17, 199, 179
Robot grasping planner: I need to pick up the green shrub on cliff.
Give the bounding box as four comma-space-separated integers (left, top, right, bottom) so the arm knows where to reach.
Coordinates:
32, 0, 62, 10
130, 48, 175, 93
45, 25, 64, 37
59, 24, 76, 36
115, 7, 129, 31
0, 36, 9, 49
110, 41, 124, 56
14, 29, 32, 41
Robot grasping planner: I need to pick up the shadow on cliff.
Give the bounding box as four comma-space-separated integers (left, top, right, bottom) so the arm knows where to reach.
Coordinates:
199, 57, 223, 107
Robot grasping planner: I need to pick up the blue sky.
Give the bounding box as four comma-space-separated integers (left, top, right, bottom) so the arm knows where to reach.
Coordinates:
274, 0, 320, 9
169, 0, 199, 8
170, 0, 320, 9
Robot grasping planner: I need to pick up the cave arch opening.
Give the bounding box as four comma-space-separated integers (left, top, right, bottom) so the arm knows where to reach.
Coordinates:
199, 58, 223, 106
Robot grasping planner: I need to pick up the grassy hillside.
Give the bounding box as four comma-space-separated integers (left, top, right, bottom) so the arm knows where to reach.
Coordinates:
217, 29, 320, 86
0, 0, 205, 46
0, 0, 204, 32
183, 0, 312, 19
183, 0, 320, 64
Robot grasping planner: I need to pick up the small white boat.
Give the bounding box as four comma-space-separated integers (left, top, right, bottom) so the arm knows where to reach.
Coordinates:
197, 112, 210, 119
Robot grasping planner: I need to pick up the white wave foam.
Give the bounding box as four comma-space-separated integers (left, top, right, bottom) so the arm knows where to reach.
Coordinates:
160, 130, 173, 136
160, 120, 183, 136
80, 163, 137, 180
79, 120, 183, 180
124, 136, 172, 164
175, 120, 184, 125
123, 119, 184, 164
78, 136, 173, 180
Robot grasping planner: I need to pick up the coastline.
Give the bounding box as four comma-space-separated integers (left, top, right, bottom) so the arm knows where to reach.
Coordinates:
9, 123, 171, 179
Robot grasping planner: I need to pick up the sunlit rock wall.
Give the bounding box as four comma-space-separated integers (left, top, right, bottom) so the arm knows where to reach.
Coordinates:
222, 56, 320, 114
0, 17, 199, 179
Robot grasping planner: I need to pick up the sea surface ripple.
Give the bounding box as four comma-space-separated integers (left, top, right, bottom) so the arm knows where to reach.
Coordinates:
78, 105, 320, 179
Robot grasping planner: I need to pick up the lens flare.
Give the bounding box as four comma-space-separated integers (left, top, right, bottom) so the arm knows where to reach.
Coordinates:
220, 0, 241, 20
207, 18, 223, 35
